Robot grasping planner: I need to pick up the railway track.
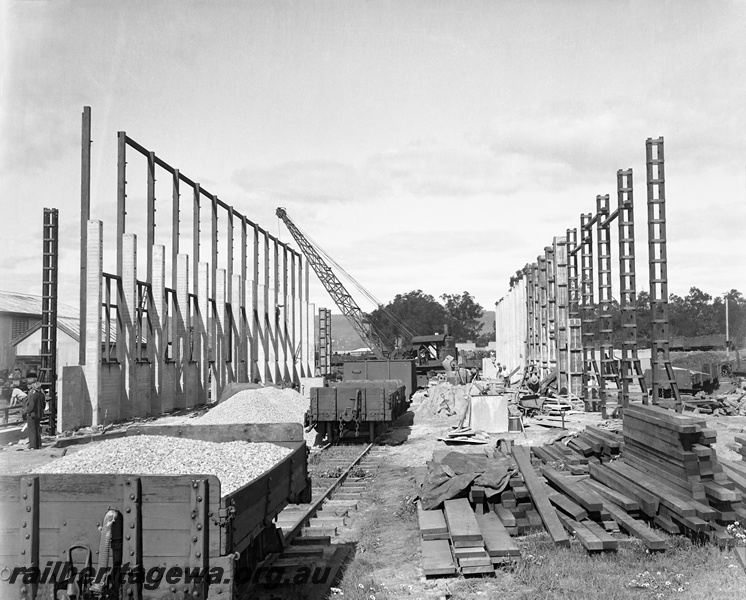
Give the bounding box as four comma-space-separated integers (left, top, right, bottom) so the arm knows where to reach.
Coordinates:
240, 441, 389, 600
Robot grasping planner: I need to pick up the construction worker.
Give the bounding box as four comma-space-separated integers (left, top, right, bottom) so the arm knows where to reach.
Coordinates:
527, 369, 540, 393
22, 381, 45, 449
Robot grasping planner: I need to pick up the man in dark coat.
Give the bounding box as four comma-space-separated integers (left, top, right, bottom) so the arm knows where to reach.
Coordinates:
22, 381, 46, 449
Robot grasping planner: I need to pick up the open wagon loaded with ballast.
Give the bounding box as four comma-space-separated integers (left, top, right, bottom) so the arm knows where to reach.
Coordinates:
0, 423, 311, 600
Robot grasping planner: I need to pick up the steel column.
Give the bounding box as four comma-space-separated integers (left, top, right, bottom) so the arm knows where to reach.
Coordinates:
580, 212, 596, 405
79, 106, 91, 366
646, 137, 682, 410
617, 169, 647, 409
172, 169, 180, 291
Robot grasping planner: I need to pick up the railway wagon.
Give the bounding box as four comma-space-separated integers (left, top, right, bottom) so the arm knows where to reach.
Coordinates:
342, 359, 417, 399
0, 423, 311, 600
309, 379, 407, 442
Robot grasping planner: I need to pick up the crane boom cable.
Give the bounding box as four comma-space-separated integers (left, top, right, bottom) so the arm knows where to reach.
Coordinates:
287, 217, 419, 340
275, 208, 397, 356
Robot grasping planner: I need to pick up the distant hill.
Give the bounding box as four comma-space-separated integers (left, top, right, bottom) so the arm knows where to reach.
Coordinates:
316, 311, 496, 353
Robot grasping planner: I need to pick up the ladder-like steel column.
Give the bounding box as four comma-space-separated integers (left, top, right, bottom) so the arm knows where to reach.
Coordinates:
617, 169, 648, 409
538, 256, 549, 377
566, 228, 583, 398
596, 194, 619, 418
40, 208, 59, 434
579, 213, 597, 406
646, 137, 682, 410
553, 237, 569, 394
526, 265, 536, 368
545, 246, 557, 376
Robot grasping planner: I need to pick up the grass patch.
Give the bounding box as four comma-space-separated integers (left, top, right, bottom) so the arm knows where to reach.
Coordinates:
332, 556, 393, 600
512, 532, 746, 600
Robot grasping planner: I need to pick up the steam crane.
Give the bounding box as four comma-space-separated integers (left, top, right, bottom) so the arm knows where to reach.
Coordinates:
276, 207, 392, 359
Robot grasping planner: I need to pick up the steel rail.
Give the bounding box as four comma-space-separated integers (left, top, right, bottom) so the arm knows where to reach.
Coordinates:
282, 442, 374, 546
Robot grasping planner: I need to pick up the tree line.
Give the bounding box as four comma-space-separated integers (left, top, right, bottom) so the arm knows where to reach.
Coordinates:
365, 287, 745, 350
367, 290, 491, 348
608, 287, 745, 346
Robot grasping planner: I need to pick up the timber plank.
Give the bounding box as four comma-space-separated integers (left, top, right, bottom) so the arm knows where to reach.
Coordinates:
417, 502, 448, 539
475, 511, 520, 557
568, 437, 594, 457
601, 500, 666, 550
531, 446, 558, 465
654, 514, 680, 534
720, 462, 746, 496
576, 434, 601, 454
623, 417, 701, 448
511, 446, 570, 547
622, 447, 706, 497
622, 425, 700, 463
420, 539, 457, 577
544, 486, 588, 521
624, 404, 706, 433
582, 479, 639, 512
542, 467, 603, 512
588, 463, 659, 516
582, 519, 618, 550
493, 505, 516, 528
703, 482, 738, 503
444, 498, 482, 543
606, 462, 696, 518
584, 425, 622, 449
556, 514, 604, 551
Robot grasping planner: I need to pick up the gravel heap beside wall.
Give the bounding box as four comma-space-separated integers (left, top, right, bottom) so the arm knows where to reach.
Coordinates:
196, 387, 308, 424
196, 386, 316, 445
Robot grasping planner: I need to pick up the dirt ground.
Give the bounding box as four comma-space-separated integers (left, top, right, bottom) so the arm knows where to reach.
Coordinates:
331, 389, 746, 600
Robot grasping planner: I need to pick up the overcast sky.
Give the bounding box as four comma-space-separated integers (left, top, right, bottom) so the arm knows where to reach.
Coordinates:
1, 0, 745, 318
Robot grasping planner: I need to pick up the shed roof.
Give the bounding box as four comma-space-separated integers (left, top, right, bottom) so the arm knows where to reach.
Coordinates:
11, 316, 119, 345
0, 290, 78, 318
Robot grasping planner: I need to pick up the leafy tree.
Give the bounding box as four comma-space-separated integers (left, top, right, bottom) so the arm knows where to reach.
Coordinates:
367, 290, 447, 347
441, 291, 485, 343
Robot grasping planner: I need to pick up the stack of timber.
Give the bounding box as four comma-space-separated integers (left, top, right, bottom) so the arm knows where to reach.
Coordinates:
521, 443, 667, 552
484, 462, 545, 535
575, 424, 624, 462
417, 497, 520, 577
733, 432, 746, 462
583, 402, 740, 546
530, 440, 591, 475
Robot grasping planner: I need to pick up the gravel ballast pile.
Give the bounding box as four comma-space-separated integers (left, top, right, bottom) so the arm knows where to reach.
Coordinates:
196, 386, 318, 445
196, 387, 308, 425
34, 435, 291, 496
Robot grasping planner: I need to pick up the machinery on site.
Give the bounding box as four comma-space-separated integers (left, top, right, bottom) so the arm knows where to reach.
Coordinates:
276, 207, 397, 360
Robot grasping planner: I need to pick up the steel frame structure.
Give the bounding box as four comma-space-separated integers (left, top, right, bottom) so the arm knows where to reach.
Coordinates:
617, 168, 648, 409
506, 136, 678, 416
68, 107, 315, 431
40, 208, 59, 434
553, 237, 569, 394
646, 137, 682, 410
566, 228, 583, 397
579, 212, 597, 404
